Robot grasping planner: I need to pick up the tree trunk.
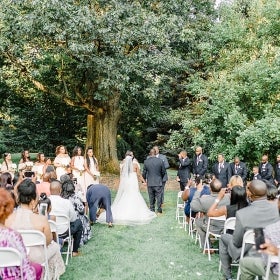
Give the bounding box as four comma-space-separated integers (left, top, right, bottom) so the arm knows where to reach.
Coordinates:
86, 99, 121, 173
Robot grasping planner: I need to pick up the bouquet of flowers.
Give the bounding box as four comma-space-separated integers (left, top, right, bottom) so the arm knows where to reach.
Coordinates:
26, 161, 34, 170
92, 170, 100, 180
11, 163, 17, 171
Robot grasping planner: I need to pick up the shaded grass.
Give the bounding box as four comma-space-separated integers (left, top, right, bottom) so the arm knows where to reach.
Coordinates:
60, 190, 224, 280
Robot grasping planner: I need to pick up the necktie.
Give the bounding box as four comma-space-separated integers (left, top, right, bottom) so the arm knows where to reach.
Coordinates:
218, 163, 221, 173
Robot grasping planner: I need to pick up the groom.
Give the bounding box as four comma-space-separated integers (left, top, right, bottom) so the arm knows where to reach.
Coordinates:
142, 148, 167, 213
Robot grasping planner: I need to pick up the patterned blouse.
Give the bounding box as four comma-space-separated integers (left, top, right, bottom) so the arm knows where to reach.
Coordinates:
0, 227, 36, 280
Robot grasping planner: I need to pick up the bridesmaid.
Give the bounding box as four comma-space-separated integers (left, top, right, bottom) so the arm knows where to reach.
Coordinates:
1, 152, 17, 179
71, 146, 86, 199
84, 146, 99, 188
34, 153, 45, 182
18, 149, 33, 174
53, 145, 71, 181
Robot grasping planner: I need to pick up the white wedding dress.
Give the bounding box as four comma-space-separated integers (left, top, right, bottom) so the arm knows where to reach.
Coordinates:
98, 156, 156, 226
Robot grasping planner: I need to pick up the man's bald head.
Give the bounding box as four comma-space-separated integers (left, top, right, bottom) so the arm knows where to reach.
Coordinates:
50, 180, 62, 195
248, 179, 267, 200
210, 179, 222, 193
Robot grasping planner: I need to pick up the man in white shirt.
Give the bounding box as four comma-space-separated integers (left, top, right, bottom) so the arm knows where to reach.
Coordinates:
49, 180, 83, 256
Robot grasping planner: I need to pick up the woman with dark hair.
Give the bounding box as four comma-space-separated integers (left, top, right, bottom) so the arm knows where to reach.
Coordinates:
71, 146, 86, 199
34, 152, 45, 182
0, 188, 43, 280
61, 179, 91, 245
0, 172, 13, 189
53, 145, 71, 181
207, 186, 248, 218
18, 150, 33, 174
5, 179, 65, 279
1, 152, 16, 178
84, 146, 99, 188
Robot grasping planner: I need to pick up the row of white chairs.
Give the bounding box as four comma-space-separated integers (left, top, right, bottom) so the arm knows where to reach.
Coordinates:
175, 192, 280, 280
0, 214, 73, 280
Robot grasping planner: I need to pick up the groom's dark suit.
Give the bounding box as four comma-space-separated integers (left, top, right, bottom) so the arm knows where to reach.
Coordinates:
142, 156, 166, 213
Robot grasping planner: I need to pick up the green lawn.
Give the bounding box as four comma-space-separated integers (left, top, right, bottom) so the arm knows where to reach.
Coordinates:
60, 190, 226, 280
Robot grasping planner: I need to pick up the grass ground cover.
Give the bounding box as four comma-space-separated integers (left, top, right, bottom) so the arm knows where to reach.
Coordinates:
60, 190, 225, 280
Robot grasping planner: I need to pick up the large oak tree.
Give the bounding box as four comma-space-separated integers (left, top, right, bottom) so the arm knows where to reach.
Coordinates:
0, 0, 216, 171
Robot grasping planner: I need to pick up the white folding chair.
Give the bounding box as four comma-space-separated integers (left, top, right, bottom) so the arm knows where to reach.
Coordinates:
236, 229, 256, 280
219, 217, 237, 271
0, 247, 23, 279
264, 252, 280, 280
55, 214, 73, 266
203, 215, 226, 261
18, 229, 49, 280
176, 191, 186, 230
48, 220, 58, 243
188, 208, 196, 239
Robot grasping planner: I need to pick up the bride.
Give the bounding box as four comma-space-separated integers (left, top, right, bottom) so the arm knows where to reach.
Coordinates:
98, 151, 157, 226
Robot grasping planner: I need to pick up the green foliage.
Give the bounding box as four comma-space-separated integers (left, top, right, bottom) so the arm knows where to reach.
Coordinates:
167, 0, 280, 166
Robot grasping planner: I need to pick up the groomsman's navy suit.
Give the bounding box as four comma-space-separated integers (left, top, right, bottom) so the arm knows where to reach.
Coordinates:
212, 161, 230, 188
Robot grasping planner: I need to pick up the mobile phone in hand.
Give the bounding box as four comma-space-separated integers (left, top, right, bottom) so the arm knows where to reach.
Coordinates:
254, 228, 265, 250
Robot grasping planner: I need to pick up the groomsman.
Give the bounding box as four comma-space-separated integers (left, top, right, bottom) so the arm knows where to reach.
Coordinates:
228, 157, 247, 186
153, 146, 170, 204
176, 150, 191, 191
258, 155, 274, 185
212, 154, 230, 188
274, 154, 280, 188
192, 146, 208, 178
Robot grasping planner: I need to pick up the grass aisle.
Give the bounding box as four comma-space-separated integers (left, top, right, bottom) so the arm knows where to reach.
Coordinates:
60, 190, 223, 280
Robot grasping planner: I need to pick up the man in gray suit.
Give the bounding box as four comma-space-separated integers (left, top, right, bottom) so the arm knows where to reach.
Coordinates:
143, 148, 166, 213
153, 145, 170, 205
190, 179, 230, 250
219, 180, 279, 280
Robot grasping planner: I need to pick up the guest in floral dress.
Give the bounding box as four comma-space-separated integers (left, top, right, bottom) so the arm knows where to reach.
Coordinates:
5, 179, 65, 279
61, 179, 91, 245
0, 188, 43, 280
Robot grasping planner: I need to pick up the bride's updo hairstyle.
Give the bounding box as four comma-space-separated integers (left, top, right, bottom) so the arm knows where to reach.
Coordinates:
125, 150, 133, 158
17, 179, 37, 205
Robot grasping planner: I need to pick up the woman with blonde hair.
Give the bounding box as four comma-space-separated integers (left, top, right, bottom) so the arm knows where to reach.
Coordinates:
228, 175, 244, 189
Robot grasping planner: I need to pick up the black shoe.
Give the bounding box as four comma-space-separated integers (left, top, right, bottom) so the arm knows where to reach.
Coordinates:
157, 208, 162, 213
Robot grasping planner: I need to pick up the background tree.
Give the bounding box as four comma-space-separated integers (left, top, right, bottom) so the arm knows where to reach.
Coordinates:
167, 0, 280, 170
0, 0, 217, 171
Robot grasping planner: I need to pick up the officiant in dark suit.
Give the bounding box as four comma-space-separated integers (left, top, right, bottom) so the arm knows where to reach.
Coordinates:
212, 154, 230, 188
192, 146, 208, 178
228, 157, 247, 186
142, 148, 166, 213
176, 150, 192, 191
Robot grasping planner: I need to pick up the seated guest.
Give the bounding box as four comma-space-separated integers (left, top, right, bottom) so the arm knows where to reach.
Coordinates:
49, 180, 83, 257
239, 220, 280, 280
36, 172, 51, 197
0, 188, 42, 280
207, 186, 248, 234
182, 176, 211, 223
87, 183, 113, 227
0, 172, 13, 189
262, 179, 278, 202
190, 179, 230, 251
61, 179, 91, 245
219, 180, 279, 280
5, 179, 65, 279
228, 175, 244, 189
